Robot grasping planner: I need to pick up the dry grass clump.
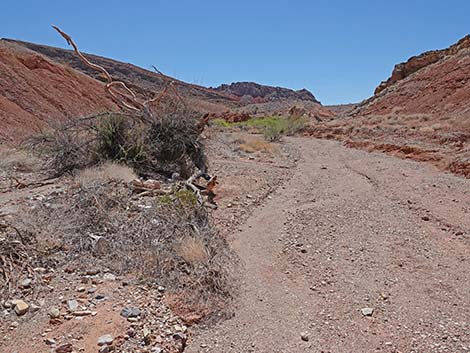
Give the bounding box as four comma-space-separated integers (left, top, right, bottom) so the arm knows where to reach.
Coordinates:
0, 147, 41, 173
20, 182, 236, 315
237, 137, 278, 154
75, 162, 138, 187
177, 237, 209, 264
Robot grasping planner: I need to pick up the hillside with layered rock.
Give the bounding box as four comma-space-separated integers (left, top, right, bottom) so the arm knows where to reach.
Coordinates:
0, 39, 333, 143
0, 40, 117, 142
309, 35, 470, 177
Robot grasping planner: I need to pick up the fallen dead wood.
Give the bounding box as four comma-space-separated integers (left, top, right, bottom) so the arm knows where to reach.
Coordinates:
0, 223, 43, 301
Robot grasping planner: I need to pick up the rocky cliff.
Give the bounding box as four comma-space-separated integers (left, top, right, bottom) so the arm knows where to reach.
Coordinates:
375, 35, 470, 94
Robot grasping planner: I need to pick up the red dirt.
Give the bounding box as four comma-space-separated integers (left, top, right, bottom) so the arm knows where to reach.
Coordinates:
0, 40, 117, 142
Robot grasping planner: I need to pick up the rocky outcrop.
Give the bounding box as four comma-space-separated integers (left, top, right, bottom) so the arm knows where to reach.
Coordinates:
375, 35, 470, 94
352, 34, 470, 119
213, 82, 320, 104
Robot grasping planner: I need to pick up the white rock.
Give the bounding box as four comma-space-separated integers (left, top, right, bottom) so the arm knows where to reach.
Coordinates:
97, 334, 113, 346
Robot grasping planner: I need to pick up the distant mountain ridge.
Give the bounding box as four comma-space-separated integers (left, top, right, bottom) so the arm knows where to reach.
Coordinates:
0, 38, 331, 141
213, 82, 320, 104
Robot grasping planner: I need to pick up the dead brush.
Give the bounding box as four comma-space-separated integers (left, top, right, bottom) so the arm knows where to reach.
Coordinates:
0, 221, 46, 301
21, 182, 236, 316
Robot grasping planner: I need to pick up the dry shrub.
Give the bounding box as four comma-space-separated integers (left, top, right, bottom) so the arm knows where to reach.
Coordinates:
0, 147, 41, 173
237, 137, 278, 154
32, 103, 208, 179
0, 221, 52, 301
75, 162, 137, 187
177, 237, 208, 264
20, 182, 237, 316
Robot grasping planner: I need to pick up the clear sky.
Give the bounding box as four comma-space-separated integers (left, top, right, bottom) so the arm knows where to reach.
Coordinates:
1, 0, 469, 105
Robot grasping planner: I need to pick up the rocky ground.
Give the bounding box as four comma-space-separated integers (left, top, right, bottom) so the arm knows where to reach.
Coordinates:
1, 132, 469, 353
186, 137, 469, 353
0, 130, 294, 353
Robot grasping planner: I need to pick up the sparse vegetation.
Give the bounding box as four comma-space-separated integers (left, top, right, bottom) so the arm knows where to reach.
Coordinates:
75, 162, 138, 187
0, 147, 41, 173
237, 136, 278, 154
31, 104, 207, 179
19, 181, 236, 314
213, 116, 308, 141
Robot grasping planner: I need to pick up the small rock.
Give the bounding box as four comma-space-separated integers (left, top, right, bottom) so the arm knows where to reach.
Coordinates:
55, 343, 73, 353
97, 334, 113, 346
66, 299, 78, 312
361, 307, 374, 316
143, 326, 153, 344
98, 346, 110, 353
20, 278, 32, 288
45, 338, 56, 345
151, 347, 163, 353
86, 269, 100, 276
13, 300, 29, 316
76, 287, 86, 292
422, 216, 430, 221
30, 304, 41, 313
173, 332, 187, 343
120, 307, 141, 318
103, 273, 116, 281
72, 310, 92, 316
87, 287, 97, 294
126, 328, 136, 337
48, 306, 61, 318
157, 286, 165, 293
300, 332, 309, 341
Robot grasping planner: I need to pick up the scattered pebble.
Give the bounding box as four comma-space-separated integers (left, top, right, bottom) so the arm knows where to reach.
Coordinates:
97, 334, 113, 346
361, 307, 374, 316
12, 300, 29, 316
120, 306, 141, 318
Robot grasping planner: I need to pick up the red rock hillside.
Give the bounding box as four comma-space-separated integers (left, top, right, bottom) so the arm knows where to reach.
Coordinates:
353, 35, 470, 119
0, 40, 118, 142
309, 35, 470, 178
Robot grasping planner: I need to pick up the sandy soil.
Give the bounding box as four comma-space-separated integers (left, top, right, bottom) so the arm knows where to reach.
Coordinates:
187, 137, 470, 353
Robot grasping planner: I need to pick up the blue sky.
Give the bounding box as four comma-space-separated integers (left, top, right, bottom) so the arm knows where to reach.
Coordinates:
1, 0, 469, 104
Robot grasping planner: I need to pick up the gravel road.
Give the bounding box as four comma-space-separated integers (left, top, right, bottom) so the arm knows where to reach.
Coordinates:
187, 137, 470, 353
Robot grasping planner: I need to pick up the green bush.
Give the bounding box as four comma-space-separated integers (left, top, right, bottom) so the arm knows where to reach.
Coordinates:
214, 116, 308, 142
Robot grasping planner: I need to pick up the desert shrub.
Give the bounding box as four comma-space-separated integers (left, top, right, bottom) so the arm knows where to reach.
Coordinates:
21, 182, 236, 314
0, 147, 41, 173
212, 119, 232, 128
214, 116, 308, 141
262, 118, 289, 141
32, 103, 208, 179
143, 103, 208, 178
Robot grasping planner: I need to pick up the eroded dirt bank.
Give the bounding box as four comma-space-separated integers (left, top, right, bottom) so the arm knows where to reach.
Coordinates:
187, 137, 470, 353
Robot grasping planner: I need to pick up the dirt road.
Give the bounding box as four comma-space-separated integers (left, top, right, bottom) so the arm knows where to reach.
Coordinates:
187, 138, 470, 353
